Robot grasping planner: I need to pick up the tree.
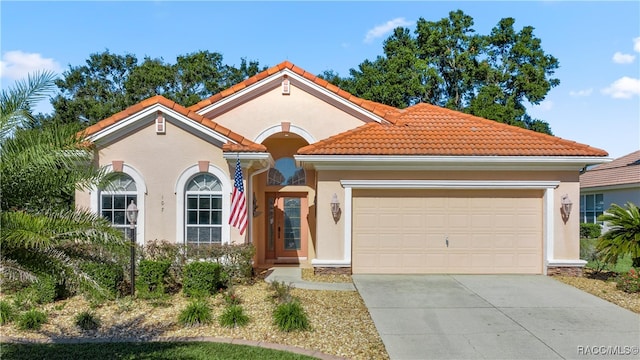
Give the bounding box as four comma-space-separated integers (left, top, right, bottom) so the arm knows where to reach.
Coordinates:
0, 71, 127, 295
597, 202, 640, 268
323, 10, 559, 134
50, 50, 266, 126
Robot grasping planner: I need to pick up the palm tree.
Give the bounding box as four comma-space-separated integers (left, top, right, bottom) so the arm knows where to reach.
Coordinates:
0, 71, 127, 295
597, 202, 640, 268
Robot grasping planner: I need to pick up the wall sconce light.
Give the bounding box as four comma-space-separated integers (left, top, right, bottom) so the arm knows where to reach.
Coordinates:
561, 194, 573, 223
330, 193, 341, 223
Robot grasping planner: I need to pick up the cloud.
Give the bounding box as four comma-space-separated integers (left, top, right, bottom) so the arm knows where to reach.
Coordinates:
538, 100, 553, 111
601, 76, 640, 98
364, 17, 412, 43
569, 88, 593, 97
634, 37, 640, 52
0, 50, 62, 80
612, 52, 635, 64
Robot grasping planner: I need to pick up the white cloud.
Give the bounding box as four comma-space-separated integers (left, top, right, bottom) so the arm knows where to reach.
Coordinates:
601, 76, 640, 98
364, 17, 412, 44
612, 52, 635, 64
634, 37, 640, 52
0, 50, 62, 80
569, 88, 593, 97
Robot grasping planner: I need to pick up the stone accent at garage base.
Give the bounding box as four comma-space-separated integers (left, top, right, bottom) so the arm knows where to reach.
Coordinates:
313, 267, 352, 275
547, 266, 584, 277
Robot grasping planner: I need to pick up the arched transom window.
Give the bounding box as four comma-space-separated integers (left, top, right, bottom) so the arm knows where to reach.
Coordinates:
185, 173, 223, 245
267, 157, 305, 186
100, 173, 137, 237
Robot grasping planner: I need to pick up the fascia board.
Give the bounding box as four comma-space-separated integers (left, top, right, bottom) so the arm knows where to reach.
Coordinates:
195, 69, 386, 124
223, 152, 274, 168
295, 155, 612, 171
87, 104, 236, 146
340, 179, 560, 189
580, 183, 640, 192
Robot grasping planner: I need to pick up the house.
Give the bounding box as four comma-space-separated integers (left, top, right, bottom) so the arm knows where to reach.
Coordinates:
579, 150, 640, 224
75, 61, 610, 276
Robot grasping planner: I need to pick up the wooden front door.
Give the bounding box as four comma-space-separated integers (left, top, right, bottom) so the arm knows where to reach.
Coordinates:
266, 193, 308, 260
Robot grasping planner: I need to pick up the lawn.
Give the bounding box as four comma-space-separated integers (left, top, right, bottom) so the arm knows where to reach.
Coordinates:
0, 342, 317, 360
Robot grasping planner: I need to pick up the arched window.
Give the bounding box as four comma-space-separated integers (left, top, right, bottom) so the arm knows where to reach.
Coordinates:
267, 157, 305, 186
100, 173, 137, 237
185, 173, 223, 245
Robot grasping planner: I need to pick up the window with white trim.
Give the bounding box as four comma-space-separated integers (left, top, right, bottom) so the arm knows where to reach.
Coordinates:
100, 173, 137, 238
185, 173, 223, 245
580, 193, 604, 223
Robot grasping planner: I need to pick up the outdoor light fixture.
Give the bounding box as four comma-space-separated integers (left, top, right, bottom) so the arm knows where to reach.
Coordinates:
126, 200, 138, 296
330, 193, 341, 223
561, 194, 573, 223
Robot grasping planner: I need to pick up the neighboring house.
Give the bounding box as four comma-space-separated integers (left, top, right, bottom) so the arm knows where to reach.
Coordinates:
579, 150, 640, 224
76, 61, 609, 276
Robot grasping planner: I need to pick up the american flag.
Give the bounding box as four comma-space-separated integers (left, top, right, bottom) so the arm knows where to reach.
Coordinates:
229, 158, 248, 235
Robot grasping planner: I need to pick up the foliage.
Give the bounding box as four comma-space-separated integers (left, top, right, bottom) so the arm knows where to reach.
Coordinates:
616, 268, 640, 293
597, 202, 640, 268
273, 300, 310, 332
50, 50, 265, 126
182, 261, 224, 297
178, 299, 212, 327
81, 262, 124, 299
75, 310, 101, 331
580, 238, 607, 274
0, 72, 128, 298
0, 342, 318, 360
270, 280, 294, 304
0, 300, 16, 325
580, 223, 602, 239
136, 260, 171, 298
219, 304, 250, 328
222, 286, 241, 305
142, 240, 184, 294
185, 243, 255, 282
17, 309, 48, 330
28, 275, 58, 304
322, 10, 558, 134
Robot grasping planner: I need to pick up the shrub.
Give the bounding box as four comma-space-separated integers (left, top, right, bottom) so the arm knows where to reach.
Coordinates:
31, 275, 58, 304
81, 262, 124, 299
142, 241, 183, 294
270, 280, 293, 304
185, 243, 255, 282
182, 261, 223, 297
75, 310, 101, 331
137, 260, 171, 298
17, 309, 48, 330
597, 202, 640, 268
12, 289, 37, 311
0, 300, 15, 325
221, 286, 241, 305
273, 300, 310, 332
178, 300, 212, 327
580, 223, 602, 239
616, 268, 640, 293
219, 304, 250, 328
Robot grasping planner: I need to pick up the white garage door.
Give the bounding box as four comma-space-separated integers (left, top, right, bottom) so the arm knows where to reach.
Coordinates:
352, 189, 543, 274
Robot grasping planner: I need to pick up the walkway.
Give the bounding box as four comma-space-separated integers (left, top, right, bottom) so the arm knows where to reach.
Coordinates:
264, 267, 356, 291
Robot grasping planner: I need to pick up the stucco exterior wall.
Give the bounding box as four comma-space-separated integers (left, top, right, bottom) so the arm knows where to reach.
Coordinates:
79, 116, 247, 245
314, 169, 581, 264
210, 85, 366, 143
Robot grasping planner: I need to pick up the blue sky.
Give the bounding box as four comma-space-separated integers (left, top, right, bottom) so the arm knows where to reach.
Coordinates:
2, 1, 638, 158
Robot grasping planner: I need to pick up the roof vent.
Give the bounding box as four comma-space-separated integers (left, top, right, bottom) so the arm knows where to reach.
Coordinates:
156, 111, 166, 134
282, 76, 290, 95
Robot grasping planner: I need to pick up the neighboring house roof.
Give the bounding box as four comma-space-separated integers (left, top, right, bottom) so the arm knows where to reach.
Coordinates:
82, 95, 266, 152
298, 103, 609, 157
580, 150, 640, 189
188, 60, 403, 123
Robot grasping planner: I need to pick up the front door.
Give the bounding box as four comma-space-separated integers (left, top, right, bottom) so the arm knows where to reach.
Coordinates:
266, 193, 308, 260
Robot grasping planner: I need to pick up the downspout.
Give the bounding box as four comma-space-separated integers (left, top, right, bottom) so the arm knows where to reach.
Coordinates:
247, 162, 271, 245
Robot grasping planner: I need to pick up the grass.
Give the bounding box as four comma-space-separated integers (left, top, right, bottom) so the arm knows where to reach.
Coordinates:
580, 238, 633, 273
0, 342, 318, 360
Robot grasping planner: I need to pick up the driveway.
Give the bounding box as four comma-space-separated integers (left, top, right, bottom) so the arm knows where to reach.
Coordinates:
352, 275, 640, 360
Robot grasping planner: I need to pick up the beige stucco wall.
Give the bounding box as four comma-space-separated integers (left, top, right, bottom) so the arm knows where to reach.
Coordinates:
314, 170, 582, 264
77, 116, 248, 245
209, 85, 366, 143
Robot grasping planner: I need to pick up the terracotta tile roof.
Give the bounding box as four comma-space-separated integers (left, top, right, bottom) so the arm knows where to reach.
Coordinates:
188, 61, 403, 123
298, 103, 609, 157
81, 95, 266, 152
580, 150, 640, 188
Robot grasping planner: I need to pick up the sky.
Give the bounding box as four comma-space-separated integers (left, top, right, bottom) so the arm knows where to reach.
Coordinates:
1, 1, 639, 159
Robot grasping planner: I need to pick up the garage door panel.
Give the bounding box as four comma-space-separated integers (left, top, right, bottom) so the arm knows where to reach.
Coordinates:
352, 190, 543, 274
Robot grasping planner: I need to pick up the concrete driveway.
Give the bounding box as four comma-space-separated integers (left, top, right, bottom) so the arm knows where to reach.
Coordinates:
352, 275, 640, 360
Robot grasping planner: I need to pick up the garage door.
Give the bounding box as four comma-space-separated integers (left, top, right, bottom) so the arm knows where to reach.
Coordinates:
352, 189, 543, 274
